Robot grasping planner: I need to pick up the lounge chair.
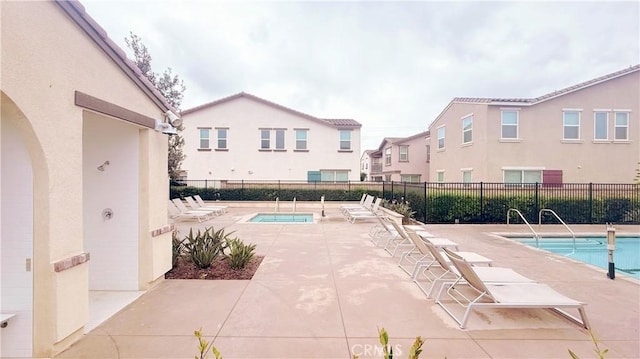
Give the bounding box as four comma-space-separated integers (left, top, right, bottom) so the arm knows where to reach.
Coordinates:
436, 248, 590, 329
340, 193, 369, 214
346, 197, 382, 223
167, 200, 212, 222
171, 198, 218, 218
385, 221, 458, 257
194, 195, 228, 213
185, 196, 225, 216
397, 229, 483, 276
368, 214, 400, 246
343, 195, 374, 216
414, 240, 534, 298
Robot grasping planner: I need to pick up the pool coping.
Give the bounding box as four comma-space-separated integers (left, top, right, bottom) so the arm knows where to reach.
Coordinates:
236, 211, 320, 224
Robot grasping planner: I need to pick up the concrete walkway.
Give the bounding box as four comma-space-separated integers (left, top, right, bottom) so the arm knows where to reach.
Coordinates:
57, 203, 640, 359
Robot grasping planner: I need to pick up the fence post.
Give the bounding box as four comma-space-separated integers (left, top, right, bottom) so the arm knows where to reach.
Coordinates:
403, 182, 407, 200
205, 179, 208, 189
241, 180, 244, 201
535, 182, 539, 220
423, 182, 427, 223
589, 182, 593, 223
479, 182, 484, 222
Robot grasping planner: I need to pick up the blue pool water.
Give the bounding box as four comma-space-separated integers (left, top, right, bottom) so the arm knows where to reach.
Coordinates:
249, 213, 314, 223
517, 236, 640, 279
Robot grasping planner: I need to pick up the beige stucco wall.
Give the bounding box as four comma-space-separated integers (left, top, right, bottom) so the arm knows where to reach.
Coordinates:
429, 71, 639, 183
383, 135, 430, 182
1, 1, 171, 356
182, 96, 362, 181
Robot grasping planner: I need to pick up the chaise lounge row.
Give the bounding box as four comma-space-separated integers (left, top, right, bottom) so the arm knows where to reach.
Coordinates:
168, 195, 227, 222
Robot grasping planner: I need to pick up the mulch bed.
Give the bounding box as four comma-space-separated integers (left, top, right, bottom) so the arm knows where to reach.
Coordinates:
165, 255, 264, 280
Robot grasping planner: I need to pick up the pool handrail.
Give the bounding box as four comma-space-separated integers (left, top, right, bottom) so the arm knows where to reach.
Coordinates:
538, 209, 576, 253
507, 208, 540, 246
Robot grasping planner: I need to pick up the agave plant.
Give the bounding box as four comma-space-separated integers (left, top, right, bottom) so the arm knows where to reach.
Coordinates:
183, 227, 231, 269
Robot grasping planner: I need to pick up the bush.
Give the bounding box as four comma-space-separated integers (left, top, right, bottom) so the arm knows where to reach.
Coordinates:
226, 238, 257, 270
184, 227, 231, 269
172, 230, 185, 268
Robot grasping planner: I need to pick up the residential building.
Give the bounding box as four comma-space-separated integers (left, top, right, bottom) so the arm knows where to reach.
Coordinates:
428, 65, 640, 184
367, 131, 430, 182
360, 150, 374, 181
1, 1, 175, 356
181, 92, 362, 182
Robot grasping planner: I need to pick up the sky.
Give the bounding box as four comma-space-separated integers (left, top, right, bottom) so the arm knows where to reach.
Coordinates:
82, 0, 640, 152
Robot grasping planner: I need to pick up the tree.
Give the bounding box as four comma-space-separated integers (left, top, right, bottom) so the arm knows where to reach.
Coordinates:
125, 32, 186, 180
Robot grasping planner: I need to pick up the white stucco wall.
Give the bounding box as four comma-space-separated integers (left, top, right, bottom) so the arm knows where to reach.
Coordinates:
182, 96, 361, 181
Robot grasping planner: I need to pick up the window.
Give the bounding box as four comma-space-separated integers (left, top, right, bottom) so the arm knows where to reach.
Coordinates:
400, 174, 420, 183
462, 115, 473, 144
275, 129, 285, 149
436, 171, 445, 183
320, 170, 348, 182
462, 170, 472, 183
399, 145, 409, 162
260, 129, 270, 149
339, 130, 351, 150
384, 147, 391, 165
437, 126, 445, 150
501, 110, 518, 139
594, 112, 608, 140
384, 174, 392, 182
426, 145, 430, 163
199, 128, 210, 149
563, 110, 580, 140
216, 128, 227, 149
503, 169, 542, 184
295, 129, 308, 150
614, 112, 629, 140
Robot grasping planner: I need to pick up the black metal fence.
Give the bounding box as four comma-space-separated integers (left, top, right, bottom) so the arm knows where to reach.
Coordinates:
171, 180, 640, 224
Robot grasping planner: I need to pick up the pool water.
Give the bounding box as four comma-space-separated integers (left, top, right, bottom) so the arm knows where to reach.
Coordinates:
517, 236, 640, 279
249, 213, 314, 223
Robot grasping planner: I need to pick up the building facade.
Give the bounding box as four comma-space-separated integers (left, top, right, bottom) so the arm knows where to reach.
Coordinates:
1, 1, 175, 356
181, 93, 362, 182
428, 65, 640, 184
366, 131, 430, 182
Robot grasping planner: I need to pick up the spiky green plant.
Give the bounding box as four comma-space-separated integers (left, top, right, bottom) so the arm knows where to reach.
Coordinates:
184, 227, 230, 269
227, 237, 256, 270
568, 329, 608, 359
172, 230, 185, 268
194, 328, 222, 359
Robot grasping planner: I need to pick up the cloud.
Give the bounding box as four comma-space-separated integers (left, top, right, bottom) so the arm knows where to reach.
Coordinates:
82, 0, 639, 151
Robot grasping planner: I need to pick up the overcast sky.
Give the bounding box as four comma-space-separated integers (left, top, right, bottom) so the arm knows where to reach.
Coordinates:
82, 0, 639, 152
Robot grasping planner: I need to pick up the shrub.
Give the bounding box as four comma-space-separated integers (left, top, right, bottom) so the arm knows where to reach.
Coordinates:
184, 227, 231, 269
172, 230, 185, 268
226, 237, 257, 270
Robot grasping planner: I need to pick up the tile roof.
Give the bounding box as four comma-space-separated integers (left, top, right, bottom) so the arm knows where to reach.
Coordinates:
182, 92, 362, 128
55, 0, 175, 113
453, 64, 640, 105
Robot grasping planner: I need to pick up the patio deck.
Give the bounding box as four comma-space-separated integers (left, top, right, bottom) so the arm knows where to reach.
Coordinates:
57, 202, 640, 359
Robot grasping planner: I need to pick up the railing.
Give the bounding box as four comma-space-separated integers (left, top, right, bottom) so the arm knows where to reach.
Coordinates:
507, 208, 540, 245
539, 208, 576, 253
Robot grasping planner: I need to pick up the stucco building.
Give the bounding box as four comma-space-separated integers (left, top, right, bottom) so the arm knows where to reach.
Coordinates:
365, 131, 430, 182
181, 92, 362, 182
428, 65, 639, 183
1, 1, 176, 356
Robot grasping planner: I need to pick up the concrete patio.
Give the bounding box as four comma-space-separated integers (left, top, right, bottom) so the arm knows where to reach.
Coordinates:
57, 203, 639, 359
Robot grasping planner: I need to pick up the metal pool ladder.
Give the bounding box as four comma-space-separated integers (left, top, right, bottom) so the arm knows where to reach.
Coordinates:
507, 208, 540, 245
539, 208, 576, 253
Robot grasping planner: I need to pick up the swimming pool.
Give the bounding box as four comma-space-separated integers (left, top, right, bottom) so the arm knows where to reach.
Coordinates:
248, 213, 314, 223
516, 236, 640, 279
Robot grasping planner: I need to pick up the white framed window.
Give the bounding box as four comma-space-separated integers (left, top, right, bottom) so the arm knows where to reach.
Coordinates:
384, 147, 391, 165
295, 129, 308, 150
260, 129, 270, 149
503, 168, 543, 184
320, 170, 348, 182
275, 129, 285, 149
400, 174, 420, 183
563, 110, 581, 140
462, 170, 472, 183
501, 110, 519, 139
199, 128, 210, 149
614, 112, 629, 140
399, 145, 409, 162
216, 128, 227, 149
462, 115, 473, 144
436, 170, 445, 183
339, 130, 351, 150
426, 145, 430, 163
437, 126, 445, 150
593, 112, 608, 140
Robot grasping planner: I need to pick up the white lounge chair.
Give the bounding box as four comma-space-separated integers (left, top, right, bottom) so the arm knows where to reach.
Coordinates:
368, 214, 400, 246
343, 195, 374, 216
340, 193, 369, 214
414, 239, 534, 298
167, 200, 211, 222
436, 247, 590, 329
194, 195, 227, 213
172, 198, 218, 218
346, 197, 382, 223
185, 196, 225, 216
397, 229, 477, 276
385, 221, 458, 257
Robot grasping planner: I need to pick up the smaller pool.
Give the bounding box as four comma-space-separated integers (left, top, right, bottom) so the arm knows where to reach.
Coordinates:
249, 213, 314, 223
